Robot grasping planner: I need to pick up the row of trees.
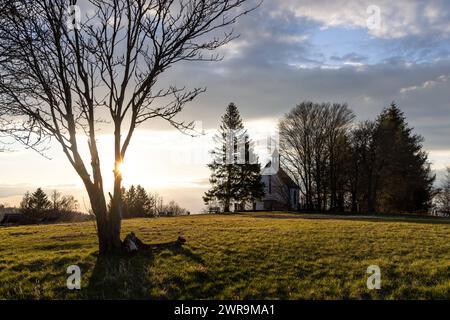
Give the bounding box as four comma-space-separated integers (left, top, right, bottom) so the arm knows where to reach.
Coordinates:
279, 102, 435, 213
20, 188, 79, 219
203, 103, 265, 212
18, 186, 189, 220
121, 185, 189, 217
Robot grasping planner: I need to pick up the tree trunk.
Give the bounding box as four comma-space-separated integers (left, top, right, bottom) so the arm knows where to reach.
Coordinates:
108, 172, 123, 252
368, 177, 377, 213
86, 183, 122, 255
351, 191, 358, 213
223, 200, 230, 213
92, 121, 124, 254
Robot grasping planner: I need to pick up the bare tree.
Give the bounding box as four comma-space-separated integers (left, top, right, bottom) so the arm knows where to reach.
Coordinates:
279, 102, 354, 211
0, 0, 259, 253
435, 167, 450, 215
325, 103, 355, 211
0, 112, 6, 152
279, 102, 315, 210
348, 121, 376, 212
51, 190, 79, 212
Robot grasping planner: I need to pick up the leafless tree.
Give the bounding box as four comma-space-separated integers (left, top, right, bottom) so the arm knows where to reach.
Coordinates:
51, 190, 79, 212
324, 103, 355, 211
347, 121, 376, 212
0, 0, 259, 253
279, 102, 354, 211
0, 114, 6, 152
435, 167, 450, 215
279, 102, 314, 210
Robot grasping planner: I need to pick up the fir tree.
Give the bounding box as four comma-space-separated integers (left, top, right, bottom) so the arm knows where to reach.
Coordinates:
135, 185, 153, 217
20, 188, 52, 219
31, 188, 51, 212
372, 103, 435, 213
236, 135, 265, 207
123, 185, 154, 217
204, 103, 264, 212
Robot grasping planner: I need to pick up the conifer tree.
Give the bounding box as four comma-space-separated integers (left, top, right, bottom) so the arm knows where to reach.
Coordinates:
123, 185, 153, 217
31, 188, 51, 212
237, 135, 265, 208
20, 188, 51, 219
372, 103, 435, 213
204, 103, 264, 212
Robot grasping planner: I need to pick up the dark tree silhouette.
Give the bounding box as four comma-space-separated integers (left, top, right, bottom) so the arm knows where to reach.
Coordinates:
371, 103, 435, 213
123, 185, 154, 218
279, 102, 354, 211
347, 121, 377, 212
236, 135, 265, 209
0, 0, 259, 253
21, 188, 52, 218
204, 103, 264, 212
50, 190, 79, 212
279, 102, 434, 214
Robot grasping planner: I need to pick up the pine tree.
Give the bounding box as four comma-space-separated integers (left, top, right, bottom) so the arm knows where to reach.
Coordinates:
372, 103, 435, 213
236, 135, 265, 208
30, 188, 52, 212
123, 185, 136, 218
135, 185, 153, 217
204, 103, 264, 212
123, 185, 153, 217
20, 188, 52, 219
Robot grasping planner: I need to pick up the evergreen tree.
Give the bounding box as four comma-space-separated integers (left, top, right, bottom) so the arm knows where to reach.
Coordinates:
372, 103, 435, 213
123, 185, 136, 218
236, 135, 265, 207
20, 188, 52, 219
204, 103, 264, 212
30, 188, 52, 212
134, 185, 153, 217
123, 185, 154, 217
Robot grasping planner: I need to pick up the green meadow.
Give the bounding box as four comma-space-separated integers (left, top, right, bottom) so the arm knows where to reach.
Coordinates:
0, 212, 449, 299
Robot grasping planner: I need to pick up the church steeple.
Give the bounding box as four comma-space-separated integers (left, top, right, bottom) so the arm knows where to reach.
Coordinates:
262, 148, 280, 176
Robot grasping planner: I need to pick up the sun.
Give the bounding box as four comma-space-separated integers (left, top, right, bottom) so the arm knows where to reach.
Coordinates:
112, 157, 173, 189
115, 160, 143, 187
117, 161, 125, 175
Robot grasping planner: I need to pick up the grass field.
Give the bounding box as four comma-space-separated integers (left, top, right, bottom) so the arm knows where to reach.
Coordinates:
0, 212, 449, 299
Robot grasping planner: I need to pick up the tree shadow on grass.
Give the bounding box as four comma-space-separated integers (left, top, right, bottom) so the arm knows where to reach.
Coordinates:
85, 241, 206, 299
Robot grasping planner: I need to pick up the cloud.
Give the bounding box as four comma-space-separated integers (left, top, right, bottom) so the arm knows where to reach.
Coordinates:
330, 53, 368, 63
167, 54, 450, 152
276, 0, 450, 39
400, 74, 450, 94
149, 1, 450, 154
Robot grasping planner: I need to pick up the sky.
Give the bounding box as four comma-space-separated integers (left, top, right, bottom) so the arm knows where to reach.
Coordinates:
1, 0, 450, 213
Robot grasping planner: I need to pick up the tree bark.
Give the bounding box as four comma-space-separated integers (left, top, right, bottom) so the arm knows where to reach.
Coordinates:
223, 200, 230, 213
84, 183, 121, 254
